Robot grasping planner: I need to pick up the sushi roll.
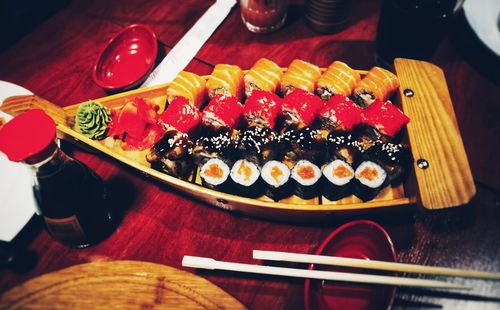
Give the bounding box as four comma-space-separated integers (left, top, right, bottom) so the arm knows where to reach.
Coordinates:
318, 95, 363, 132
242, 90, 282, 129
316, 61, 361, 101
282, 127, 325, 165
352, 160, 388, 201
280, 59, 322, 96
261, 160, 293, 201
244, 58, 283, 96
206, 64, 245, 101
166, 71, 207, 109
356, 99, 410, 149
352, 67, 400, 108
237, 125, 278, 165
159, 96, 202, 137
363, 142, 411, 185
200, 158, 231, 192
192, 127, 240, 165
281, 88, 325, 130
326, 131, 363, 166
230, 159, 263, 197
321, 159, 355, 201
291, 160, 322, 199
202, 94, 244, 129
146, 129, 194, 180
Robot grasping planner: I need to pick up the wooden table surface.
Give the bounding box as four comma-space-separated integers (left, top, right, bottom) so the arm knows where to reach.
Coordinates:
1, 0, 499, 309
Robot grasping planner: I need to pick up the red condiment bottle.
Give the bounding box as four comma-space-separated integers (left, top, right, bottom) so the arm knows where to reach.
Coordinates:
0, 109, 115, 248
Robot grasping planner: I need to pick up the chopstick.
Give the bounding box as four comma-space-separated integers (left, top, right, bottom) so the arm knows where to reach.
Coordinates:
182, 256, 470, 290
253, 250, 500, 281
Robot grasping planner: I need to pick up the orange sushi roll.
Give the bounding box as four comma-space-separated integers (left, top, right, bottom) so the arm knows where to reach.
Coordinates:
166, 71, 207, 109
280, 59, 321, 96
206, 64, 245, 101
352, 66, 399, 107
316, 61, 360, 101
244, 58, 283, 97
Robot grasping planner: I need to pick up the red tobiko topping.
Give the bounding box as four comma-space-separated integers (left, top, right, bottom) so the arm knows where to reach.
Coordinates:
202, 94, 243, 129
282, 88, 324, 126
319, 95, 363, 130
160, 96, 202, 135
243, 90, 282, 129
362, 99, 410, 137
107, 97, 163, 150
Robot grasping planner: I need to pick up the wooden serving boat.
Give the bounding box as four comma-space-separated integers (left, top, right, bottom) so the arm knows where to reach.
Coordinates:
0, 58, 476, 221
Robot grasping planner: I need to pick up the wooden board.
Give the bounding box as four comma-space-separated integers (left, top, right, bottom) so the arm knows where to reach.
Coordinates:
394, 58, 476, 209
0, 59, 472, 220
0, 260, 246, 310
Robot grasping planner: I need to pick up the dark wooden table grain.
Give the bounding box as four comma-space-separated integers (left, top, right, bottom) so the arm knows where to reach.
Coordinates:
1, 0, 499, 309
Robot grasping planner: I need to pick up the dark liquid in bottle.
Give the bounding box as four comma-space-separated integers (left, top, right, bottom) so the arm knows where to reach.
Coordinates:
33, 152, 114, 248
376, 0, 461, 67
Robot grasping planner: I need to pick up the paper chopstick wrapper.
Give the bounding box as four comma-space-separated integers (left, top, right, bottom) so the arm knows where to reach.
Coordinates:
141, 0, 236, 87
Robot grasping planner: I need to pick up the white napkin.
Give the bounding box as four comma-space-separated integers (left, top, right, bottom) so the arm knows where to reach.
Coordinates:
464, 0, 500, 57
0, 81, 38, 242
141, 0, 237, 87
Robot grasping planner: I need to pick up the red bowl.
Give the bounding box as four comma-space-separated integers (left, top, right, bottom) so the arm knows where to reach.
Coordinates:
93, 24, 158, 92
304, 220, 397, 310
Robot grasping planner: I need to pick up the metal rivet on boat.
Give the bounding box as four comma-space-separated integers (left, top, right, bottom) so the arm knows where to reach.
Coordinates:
404, 89, 414, 97
217, 198, 228, 204
416, 159, 429, 169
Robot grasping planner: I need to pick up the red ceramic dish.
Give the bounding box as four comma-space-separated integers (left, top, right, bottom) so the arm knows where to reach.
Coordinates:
304, 220, 397, 310
93, 24, 158, 91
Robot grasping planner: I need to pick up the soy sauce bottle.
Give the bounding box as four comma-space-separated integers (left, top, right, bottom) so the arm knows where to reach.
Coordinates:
0, 109, 114, 248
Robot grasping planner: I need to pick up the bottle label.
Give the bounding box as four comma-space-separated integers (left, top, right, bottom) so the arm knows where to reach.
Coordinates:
44, 215, 89, 245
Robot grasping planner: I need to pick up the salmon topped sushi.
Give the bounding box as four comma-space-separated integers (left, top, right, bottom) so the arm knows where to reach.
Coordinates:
167, 71, 207, 109
280, 59, 321, 96
352, 67, 399, 107
316, 61, 360, 101
206, 64, 245, 101
244, 58, 283, 97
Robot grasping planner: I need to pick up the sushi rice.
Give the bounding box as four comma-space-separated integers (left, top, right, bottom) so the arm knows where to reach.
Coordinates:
322, 160, 354, 186
354, 161, 387, 188
200, 158, 231, 186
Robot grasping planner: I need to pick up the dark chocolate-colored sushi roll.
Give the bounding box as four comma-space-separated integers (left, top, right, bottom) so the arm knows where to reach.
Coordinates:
291, 160, 322, 199
230, 159, 263, 198
321, 159, 355, 201
326, 131, 363, 166
146, 129, 194, 180
280, 127, 326, 166
192, 127, 240, 165
364, 142, 411, 185
199, 158, 231, 192
237, 125, 278, 165
352, 160, 388, 201
261, 160, 293, 201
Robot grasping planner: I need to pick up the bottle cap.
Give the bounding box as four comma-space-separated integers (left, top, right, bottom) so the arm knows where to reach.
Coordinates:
0, 109, 57, 164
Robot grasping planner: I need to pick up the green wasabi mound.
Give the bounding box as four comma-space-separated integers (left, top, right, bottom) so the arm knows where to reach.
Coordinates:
75, 101, 111, 140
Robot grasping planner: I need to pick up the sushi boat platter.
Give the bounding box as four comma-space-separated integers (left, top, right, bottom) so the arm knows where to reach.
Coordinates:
0, 58, 476, 221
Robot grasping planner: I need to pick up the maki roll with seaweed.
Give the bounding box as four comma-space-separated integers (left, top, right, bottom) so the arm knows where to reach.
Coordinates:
237, 125, 278, 165
291, 160, 322, 199
363, 142, 411, 184
352, 160, 388, 201
321, 159, 355, 201
200, 158, 231, 192
326, 131, 363, 166
280, 127, 326, 166
261, 160, 293, 201
230, 159, 263, 198
192, 127, 240, 165
146, 128, 194, 180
